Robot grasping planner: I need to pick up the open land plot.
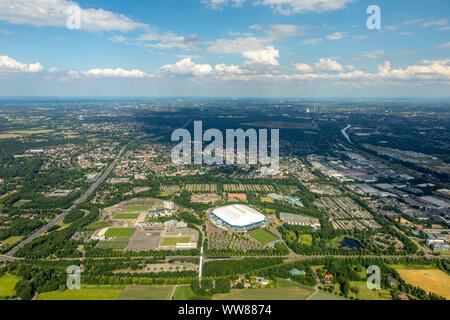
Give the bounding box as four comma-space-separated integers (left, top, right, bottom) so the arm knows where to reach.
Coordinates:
173, 285, 198, 300
185, 184, 216, 193
105, 227, 135, 238
116, 285, 174, 300
299, 234, 313, 246
125, 229, 162, 251
209, 233, 264, 251
0, 236, 23, 248
249, 229, 278, 244
395, 269, 450, 299
161, 237, 192, 246
308, 291, 345, 300
114, 213, 140, 220
125, 205, 150, 212
345, 281, 392, 300
0, 274, 20, 298
35, 285, 123, 300
213, 287, 314, 300
223, 184, 275, 193
13, 199, 32, 207
95, 240, 129, 250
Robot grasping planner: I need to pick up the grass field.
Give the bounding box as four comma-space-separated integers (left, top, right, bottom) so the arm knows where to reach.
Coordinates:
35, 285, 123, 300
308, 291, 345, 300
85, 220, 113, 231
125, 205, 150, 212
116, 285, 174, 300
396, 269, 450, 299
249, 229, 278, 244
0, 274, 20, 298
161, 237, 192, 246
113, 213, 140, 220
346, 281, 392, 300
173, 285, 198, 300
0, 236, 23, 248
213, 287, 314, 300
95, 240, 128, 250
299, 234, 313, 246
13, 199, 31, 207
105, 227, 135, 239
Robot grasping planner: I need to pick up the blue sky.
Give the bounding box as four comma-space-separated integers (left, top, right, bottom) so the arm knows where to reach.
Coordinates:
0, 0, 449, 97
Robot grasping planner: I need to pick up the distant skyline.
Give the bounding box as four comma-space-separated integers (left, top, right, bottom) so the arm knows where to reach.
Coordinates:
0, 0, 449, 97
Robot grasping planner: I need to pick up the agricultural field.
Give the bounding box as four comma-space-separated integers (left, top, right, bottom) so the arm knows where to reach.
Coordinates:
95, 240, 129, 250
116, 285, 174, 300
161, 237, 192, 246
185, 184, 216, 192
85, 220, 113, 231
249, 229, 278, 244
223, 184, 275, 193
0, 274, 20, 299
308, 291, 345, 300
35, 285, 123, 300
395, 268, 450, 299
173, 285, 198, 300
345, 281, 392, 300
125, 205, 149, 212
114, 213, 140, 220
105, 228, 136, 239
213, 287, 314, 300
298, 234, 313, 246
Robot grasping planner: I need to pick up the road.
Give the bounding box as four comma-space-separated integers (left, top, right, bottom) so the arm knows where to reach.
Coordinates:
4, 138, 141, 257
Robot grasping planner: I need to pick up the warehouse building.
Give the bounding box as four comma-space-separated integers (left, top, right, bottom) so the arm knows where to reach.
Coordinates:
209, 204, 266, 232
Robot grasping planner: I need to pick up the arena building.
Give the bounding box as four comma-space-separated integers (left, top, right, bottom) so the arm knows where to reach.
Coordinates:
210, 204, 266, 232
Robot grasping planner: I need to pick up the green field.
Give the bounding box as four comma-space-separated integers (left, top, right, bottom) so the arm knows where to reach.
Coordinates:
85, 220, 113, 231
213, 287, 314, 300
249, 229, 278, 244
116, 285, 174, 300
299, 234, 313, 246
276, 278, 313, 290
125, 205, 150, 212
345, 281, 392, 300
173, 285, 197, 300
95, 240, 128, 250
105, 228, 135, 238
0, 236, 23, 248
308, 291, 345, 300
161, 237, 192, 246
114, 213, 140, 220
0, 274, 20, 299
13, 199, 31, 207
35, 285, 123, 300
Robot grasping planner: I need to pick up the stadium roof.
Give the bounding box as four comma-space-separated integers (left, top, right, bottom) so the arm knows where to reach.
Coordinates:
212, 205, 266, 228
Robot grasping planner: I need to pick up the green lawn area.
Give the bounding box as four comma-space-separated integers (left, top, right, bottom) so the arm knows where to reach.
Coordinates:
173, 285, 198, 300
346, 281, 392, 300
249, 229, 278, 244
116, 285, 174, 300
308, 291, 345, 300
161, 237, 192, 246
390, 263, 438, 270
299, 234, 312, 246
213, 287, 314, 300
0, 274, 20, 299
105, 227, 135, 239
95, 240, 129, 250
35, 285, 124, 300
13, 199, 32, 207
276, 279, 313, 290
125, 205, 150, 212
85, 220, 113, 231
0, 236, 23, 248
114, 213, 140, 220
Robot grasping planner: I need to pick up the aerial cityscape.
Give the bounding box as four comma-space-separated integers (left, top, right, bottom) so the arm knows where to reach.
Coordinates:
0, 0, 449, 311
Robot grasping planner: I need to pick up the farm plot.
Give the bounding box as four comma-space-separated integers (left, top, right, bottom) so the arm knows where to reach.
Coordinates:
114, 213, 140, 220
223, 184, 276, 193
105, 228, 136, 239
209, 233, 264, 251
396, 269, 450, 300
185, 184, 216, 193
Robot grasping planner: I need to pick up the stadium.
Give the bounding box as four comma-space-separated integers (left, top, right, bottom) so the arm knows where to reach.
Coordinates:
209, 204, 266, 232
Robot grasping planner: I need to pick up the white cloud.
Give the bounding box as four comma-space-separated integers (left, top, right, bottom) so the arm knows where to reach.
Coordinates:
243, 46, 279, 66
109, 35, 127, 43
81, 68, 147, 78
0, 0, 145, 32
215, 63, 244, 74
207, 36, 267, 54
377, 59, 450, 80
315, 58, 343, 72
326, 32, 346, 40
160, 58, 213, 76
204, 0, 245, 10
48, 67, 59, 73
437, 42, 450, 48
301, 38, 322, 45
356, 50, 385, 60
263, 24, 307, 40
422, 19, 448, 28
0, 55, 43, 73
138, 30, 201, 51
294, 63, 314, 72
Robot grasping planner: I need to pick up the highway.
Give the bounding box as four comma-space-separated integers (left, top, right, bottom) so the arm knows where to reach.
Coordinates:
4, 138, 140, 257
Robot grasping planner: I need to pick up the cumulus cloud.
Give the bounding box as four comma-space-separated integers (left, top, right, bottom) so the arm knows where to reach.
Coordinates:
160, 58, 213, 76
80, 68, 147, 78
0, 0, 145, 32
326, 32, 346, 40
0, 55, 43, 73
243, 46, 279, 66
138, 30, 202, 51
294, 63, 314, 72
47, 67, 59, 73
356, 50, 385, 60
377, 59, 450, 80
315, 58, 343, 72
215, 63, 244, 74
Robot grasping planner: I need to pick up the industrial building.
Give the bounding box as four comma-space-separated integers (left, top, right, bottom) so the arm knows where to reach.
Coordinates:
209, 204, 266, 232
280, 212, 321, 229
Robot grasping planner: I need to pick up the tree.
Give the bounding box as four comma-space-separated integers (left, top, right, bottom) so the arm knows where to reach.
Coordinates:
15, 280, 34, 300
